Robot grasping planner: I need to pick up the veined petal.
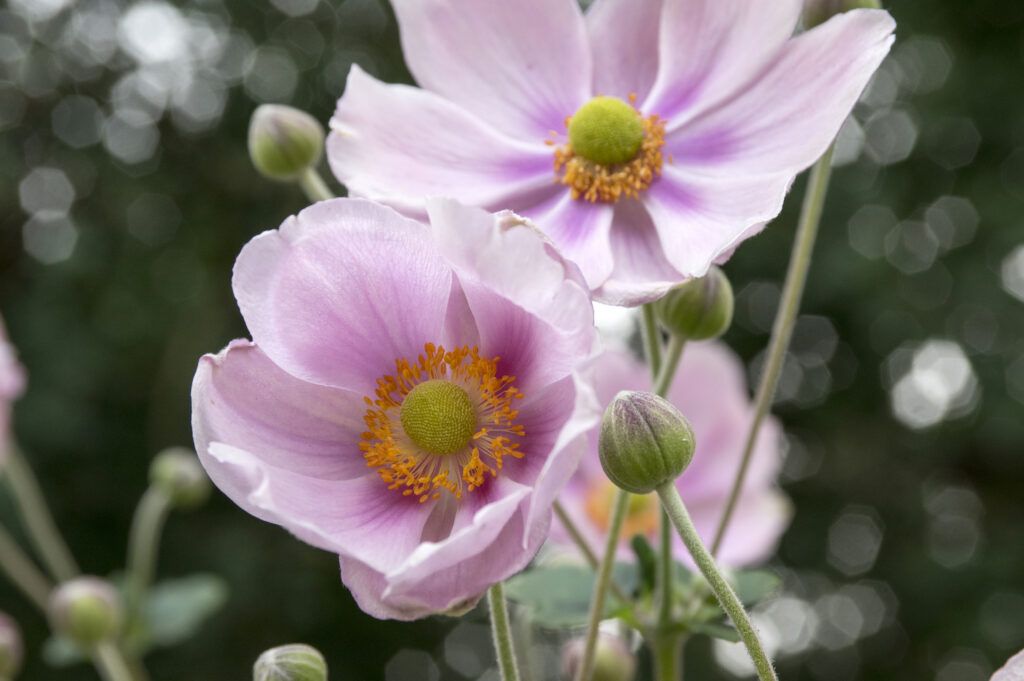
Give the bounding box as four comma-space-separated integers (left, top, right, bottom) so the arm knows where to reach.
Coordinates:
328, 67, 555, 215
593, 199, 682, 306
232, 199, 452, 394
586, 0, 662, 103
522, 191, 615, 290
390, 0, 592, 140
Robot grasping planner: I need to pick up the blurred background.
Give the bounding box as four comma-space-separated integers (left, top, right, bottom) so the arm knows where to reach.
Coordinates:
1, 0, 1022, 679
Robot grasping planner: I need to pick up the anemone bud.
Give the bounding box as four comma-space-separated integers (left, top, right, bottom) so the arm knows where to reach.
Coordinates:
599, 391, 695, 494
561, 633, 636, 681
253, 643, 328, 681
653, 266, 734, 341
0, 612, 23, 679
149, 447, 211, 509
48, 577, 123, 648
248, 105, 325, 182
803, 0, 881, 28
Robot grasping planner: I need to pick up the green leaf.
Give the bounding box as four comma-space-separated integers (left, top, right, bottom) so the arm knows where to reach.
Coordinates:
505, 564, 637, 628
141, 573, 228, 649
42, 635, 85, 668
731, 570, 781, 607
688, 622, 741, 642
630, 534, 657, 594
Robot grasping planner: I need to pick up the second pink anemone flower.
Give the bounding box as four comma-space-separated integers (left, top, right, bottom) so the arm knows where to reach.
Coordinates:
328, 0, 895, 305
191, 198, 599, 620
0, 315, 26, 460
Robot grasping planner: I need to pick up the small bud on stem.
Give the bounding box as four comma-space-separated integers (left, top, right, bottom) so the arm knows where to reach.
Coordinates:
0, 612, 23, 679
254, 643, 328, 681
653, 266, 734, 341
149, 447, 211, 509
248, 105, 325, 182
48, 577, 123, 649
561, 633, 636, 681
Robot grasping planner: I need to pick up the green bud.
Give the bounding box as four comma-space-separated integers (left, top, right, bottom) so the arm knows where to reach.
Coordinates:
653, 266, 733, 341
803, 0, 881, 28
599, 391, 695, 494
48, 577, 123, 648
561, 633, 636, 681
253, 644, 328, 681
248, 105, 325, 182
149, 447, 211, 509
0, 612, 23, 679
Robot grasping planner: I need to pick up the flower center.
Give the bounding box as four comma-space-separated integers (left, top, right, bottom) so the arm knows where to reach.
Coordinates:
361, 343, 526, 503
399, 380, 476, 455
585, 480, 660, 539
551, 95, 666, 204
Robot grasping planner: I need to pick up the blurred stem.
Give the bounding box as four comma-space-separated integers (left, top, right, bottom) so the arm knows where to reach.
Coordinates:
575, 488, 629, 681
552, 501, 630, 604
710, 144, 835, 556
656, 483, 778, 681
652, 337, 685, 398
3, 446, 79, 581
125, 487, 172, 621
488, 582, 521, 681
298, 167, 335, 203
93, 642, 135, 681
653, 631, 682, 681
640, 304, 663, 377
0, 522, 53, 611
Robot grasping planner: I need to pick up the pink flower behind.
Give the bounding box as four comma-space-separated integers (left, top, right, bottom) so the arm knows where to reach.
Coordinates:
191, 198, 600, 620
993, 650, 1024, 681
328, 0, 895, 305
0, 315, 26, 458
552, 345, 790, 568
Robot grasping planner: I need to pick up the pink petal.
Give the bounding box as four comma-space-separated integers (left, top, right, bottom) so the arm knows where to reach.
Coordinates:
686, 490, 791, 568
192, 341, 370, 481
389, 0, 592, 140
232, 199, 452, 394
521, 192, 616, 290
586, 0, 662, 103
593, 199, 683, 306
667, 10, 896, 172
643, 0, 803, 123
328, 67, 555, 215
992, 650, 1024, 681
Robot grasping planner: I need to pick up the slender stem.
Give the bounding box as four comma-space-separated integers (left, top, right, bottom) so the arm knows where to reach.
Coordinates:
298, 167, 335, 203
575, 488, 630, 681
653, 632, 682, 681
652, 336, 685, 398
640, 304, 663, 378
657, 510, 673, 626
0, 523, 53, 611
2, 447, 79, 581
553, 501, 630, 605
657, 483, 777, 681
124, 487, 172, 621
710, 144, 835, 556
93, 642, 135, 681
488, 582, 521, 681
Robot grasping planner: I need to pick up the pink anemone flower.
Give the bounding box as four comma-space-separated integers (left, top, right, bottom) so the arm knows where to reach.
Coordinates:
191, 198, 599, 620
328, 0, 895, 305
993, 649, 1024, 681
552, 344, 790, 568
0, 315, 26, 458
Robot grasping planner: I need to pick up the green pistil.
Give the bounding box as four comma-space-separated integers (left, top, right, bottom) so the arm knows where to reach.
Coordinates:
568, 96, 644, 166
400, 380, 477, 456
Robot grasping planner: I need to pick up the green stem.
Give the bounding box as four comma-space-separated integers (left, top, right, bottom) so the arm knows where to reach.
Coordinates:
652, 336, 685, 398
657, 510, 673, 626
93, 642, 135, 681
488, 582, 521, 681
0, 523, 53, 611
653, 632, 682, 681
2, 447, 79, 581
640, 304, 663, 377
298, 167, 335, 203
711, 144, 835, 556
552, 501, 630, 605
575, 488, 629, 681
124, 487, 172, 623
657, 483, 777, 681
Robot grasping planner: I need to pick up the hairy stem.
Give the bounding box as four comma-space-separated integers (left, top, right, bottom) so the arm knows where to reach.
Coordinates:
488, 582, 521, 681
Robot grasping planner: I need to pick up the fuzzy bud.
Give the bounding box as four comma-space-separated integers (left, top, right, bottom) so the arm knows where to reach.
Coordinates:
803, 0, 881, 28
599, 391, 695, 494
653, 266, 733, 341
561, 634, 636, 681
48, 577, 123, 648
150, 447, 211, 509
254, 644, 328, 681
0, 612, 23, 679
248, 105, 325, 182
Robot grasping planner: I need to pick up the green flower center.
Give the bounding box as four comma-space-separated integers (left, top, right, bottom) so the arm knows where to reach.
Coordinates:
568, 96, 645, 166
400, 379, 477, 456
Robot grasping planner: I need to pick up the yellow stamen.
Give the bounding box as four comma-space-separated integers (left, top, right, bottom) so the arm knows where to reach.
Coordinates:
360, 343, 526, 503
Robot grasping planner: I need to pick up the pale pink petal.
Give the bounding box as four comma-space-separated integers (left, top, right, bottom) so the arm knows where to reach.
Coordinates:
586, 0, 662, 102
642, 165, 794, 277
328, 67, 555, 215
390, 0, 592, 140
192, 341, 370, 481
521, 192, 616, 290
667, 10, 896, 173
643, 0, 803, 123
232, 199, 452, 394
992, 649, 1024, 681
686, 490, 791, 567
593, 199, 682, 306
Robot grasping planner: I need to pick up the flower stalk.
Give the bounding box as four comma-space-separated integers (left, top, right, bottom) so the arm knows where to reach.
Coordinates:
552, 501, 630, 605
488, 582, 521, 681
124, 487, 173, 623
0, 523, 53, 611
93, 641, 135, 681
298, 169, 335, 203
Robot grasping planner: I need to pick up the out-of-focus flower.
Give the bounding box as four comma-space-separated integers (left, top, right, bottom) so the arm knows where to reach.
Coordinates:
0, 316, 26, 458
253, 644, 328, 681
561, 633, 636, 681
192, 198, 599, 620
149, 447, 211, 509
328, 0, 894, 305
48, 577, 124, 649
0, 612, 23, 680
552, 345, 790, 567
992, 649, 1024, 681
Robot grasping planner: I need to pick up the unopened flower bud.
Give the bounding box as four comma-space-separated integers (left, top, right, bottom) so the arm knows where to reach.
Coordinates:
599, 392, 695, 494
561, 633, 636, 681
803, 0, 880, 28
248, 105, 325, 182
653, 266, 733, 341
48, 577, 123, 648
0, 612, 23, 679
254, 644, 328, 681
150, 447, 211, 509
